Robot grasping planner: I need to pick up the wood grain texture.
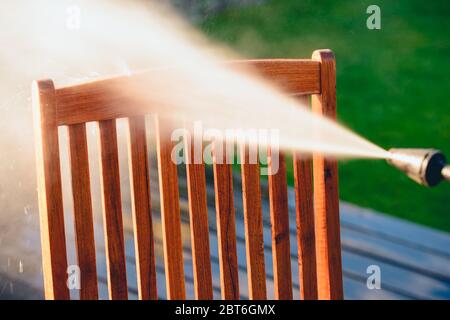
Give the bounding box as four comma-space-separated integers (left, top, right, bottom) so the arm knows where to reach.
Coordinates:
240, 145, 267, 300
212, 141, 239, 300
127, 116, 157, 300
55, 60, 320, 125
154, 117, 186, 300
32, 80, 70, 300
33, 54, 342, 301
98, 119, 128, 300
311, 49, 344, 300
267, 150, 292, 300
68, 123, 98, 300
293, 154, 318, 300
184, 132, 213, 299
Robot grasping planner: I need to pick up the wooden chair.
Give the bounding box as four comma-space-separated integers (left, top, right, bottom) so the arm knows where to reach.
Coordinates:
32, 49, 343, 300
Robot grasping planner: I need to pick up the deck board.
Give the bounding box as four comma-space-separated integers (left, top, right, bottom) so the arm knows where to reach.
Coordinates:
340, 202, 450, 258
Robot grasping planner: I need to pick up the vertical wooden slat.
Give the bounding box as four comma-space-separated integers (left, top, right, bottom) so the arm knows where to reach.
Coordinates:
293, 94, 318, 300
154, 116, 185, 300
68, 123, 98, 300
127, 116, 157, 300
311, 49, 344, 300
293, 153, 317, 300
184, 131, 213, 299
212, 141, 239, 300
98, 119, 128, 300
267, 150, 292, 300
240, 145, 267, 300
32, 80, 70, 300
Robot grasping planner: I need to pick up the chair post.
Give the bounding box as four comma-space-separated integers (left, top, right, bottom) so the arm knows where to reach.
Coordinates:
154, 116, 186, 300
311, 49, 344, 300
32, 80, 70, 299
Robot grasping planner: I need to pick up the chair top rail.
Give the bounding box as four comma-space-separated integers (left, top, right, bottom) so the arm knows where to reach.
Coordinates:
53, 59, 320, 126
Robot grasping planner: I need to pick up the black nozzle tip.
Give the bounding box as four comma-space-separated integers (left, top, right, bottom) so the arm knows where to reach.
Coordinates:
424, 151, 446, 186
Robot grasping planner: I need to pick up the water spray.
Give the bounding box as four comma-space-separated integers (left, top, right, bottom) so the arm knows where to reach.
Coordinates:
387, 148, 450, 187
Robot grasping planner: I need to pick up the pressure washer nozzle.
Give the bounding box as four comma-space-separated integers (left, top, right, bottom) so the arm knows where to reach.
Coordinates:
387, 148, 450, 187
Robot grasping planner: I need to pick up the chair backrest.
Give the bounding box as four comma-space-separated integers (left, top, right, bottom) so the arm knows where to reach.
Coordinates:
32, 49, 343, 300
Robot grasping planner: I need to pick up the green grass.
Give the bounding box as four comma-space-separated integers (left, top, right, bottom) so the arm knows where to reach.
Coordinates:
199, 0, 450, 231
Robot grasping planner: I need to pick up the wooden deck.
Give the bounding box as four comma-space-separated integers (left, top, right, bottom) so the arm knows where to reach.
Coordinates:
1, 170, 449, 300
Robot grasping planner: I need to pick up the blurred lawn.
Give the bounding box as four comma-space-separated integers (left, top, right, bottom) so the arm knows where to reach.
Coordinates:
200, 0, 450, 231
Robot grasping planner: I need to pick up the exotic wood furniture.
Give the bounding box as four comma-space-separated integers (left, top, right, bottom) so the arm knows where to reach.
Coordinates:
32, 49, 343, 300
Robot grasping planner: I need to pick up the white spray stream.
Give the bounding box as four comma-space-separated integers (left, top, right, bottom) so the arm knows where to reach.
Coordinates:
1, 0, 387, 159
0, 0, 391, 294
